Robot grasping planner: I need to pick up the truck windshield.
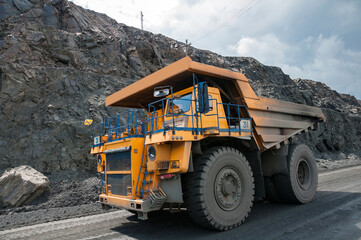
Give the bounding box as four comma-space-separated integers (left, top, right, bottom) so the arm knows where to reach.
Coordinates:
169, 93, 192, 114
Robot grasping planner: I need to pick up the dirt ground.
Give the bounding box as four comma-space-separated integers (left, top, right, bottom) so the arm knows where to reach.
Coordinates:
1, 155, 361, 231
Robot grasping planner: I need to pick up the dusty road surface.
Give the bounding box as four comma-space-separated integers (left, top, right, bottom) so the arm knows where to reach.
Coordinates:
1, 165, 361, 240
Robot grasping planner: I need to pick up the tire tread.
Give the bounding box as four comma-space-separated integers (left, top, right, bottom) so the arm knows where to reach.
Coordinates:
184, 146, 254, 230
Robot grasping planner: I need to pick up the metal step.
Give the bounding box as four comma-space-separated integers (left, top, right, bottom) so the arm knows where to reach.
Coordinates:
149, 188, 167, 211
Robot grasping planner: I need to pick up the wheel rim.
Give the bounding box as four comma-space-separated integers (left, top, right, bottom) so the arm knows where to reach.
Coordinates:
214, 167, 242, 211
297, 158, 311, 190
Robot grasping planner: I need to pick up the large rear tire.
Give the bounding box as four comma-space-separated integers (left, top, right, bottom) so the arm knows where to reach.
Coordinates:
185, 147, 254, 231
274, 144, 318, 203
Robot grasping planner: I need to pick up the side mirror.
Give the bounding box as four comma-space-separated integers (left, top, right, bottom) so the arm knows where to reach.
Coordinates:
154, 86, 171, 98
197, 82, 210, 113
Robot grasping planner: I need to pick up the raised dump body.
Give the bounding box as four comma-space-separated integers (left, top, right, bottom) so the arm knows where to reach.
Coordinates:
106, 56, 325, 151
91, 57, 325, 231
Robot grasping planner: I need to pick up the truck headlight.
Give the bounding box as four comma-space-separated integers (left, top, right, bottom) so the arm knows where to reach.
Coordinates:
148, 146, 156, 161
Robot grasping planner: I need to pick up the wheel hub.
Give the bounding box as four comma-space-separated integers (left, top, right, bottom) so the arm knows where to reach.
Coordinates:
222, 181, 235, 196
297, 158, 311, 190
215, 167, 242, 211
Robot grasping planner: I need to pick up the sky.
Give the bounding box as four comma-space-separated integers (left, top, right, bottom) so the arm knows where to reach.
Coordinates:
70, 0, 361, 99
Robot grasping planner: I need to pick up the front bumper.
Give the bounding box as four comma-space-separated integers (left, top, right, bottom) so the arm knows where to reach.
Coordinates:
99, 193, 165, 213
99, 194, 149, 212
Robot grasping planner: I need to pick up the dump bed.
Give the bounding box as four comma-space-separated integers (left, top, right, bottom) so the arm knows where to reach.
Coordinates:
106, 57, 325, 151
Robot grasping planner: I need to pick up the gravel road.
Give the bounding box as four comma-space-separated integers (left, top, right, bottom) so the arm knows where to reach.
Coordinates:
1, 165, 361, 240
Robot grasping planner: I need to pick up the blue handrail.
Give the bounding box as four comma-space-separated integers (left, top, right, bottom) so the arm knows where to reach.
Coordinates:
91, 82, 253, 146
91, 109, 146, 147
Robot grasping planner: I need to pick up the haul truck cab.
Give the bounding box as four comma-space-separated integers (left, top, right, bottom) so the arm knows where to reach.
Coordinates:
90, 57, 325, 230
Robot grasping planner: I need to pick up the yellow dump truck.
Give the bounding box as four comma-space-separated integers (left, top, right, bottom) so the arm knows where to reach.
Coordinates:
90, 57, 325, 230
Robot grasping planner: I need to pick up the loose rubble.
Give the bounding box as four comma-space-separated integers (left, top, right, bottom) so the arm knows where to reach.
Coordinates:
317, 154, 361, 171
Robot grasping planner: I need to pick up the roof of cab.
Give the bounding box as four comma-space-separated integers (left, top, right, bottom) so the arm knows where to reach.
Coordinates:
105, 56, 250, 108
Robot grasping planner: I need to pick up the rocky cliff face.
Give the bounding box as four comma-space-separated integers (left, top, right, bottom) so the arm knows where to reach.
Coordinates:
1, 0, 360, 173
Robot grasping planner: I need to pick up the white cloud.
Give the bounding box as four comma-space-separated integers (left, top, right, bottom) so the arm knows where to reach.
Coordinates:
231, 34, 290, 66
232, 34, 361, 98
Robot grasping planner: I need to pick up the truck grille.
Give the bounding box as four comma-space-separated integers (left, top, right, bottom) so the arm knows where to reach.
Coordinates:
107, 174, 131, 196
106, 151, 131, 171
105, 149, 132, 196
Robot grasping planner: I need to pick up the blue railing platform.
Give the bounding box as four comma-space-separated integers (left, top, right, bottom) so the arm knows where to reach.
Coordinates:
91, 109, 146, 147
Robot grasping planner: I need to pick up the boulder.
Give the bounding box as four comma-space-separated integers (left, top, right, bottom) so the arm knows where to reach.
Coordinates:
0, 165, 49, 207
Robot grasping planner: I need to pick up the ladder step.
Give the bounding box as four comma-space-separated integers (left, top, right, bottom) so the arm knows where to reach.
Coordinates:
142, 181, 152, 183
149, 188, 167, 211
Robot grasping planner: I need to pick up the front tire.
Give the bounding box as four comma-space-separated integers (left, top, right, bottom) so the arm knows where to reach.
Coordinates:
274, 144, 318, 203
185, 147, 254, 231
